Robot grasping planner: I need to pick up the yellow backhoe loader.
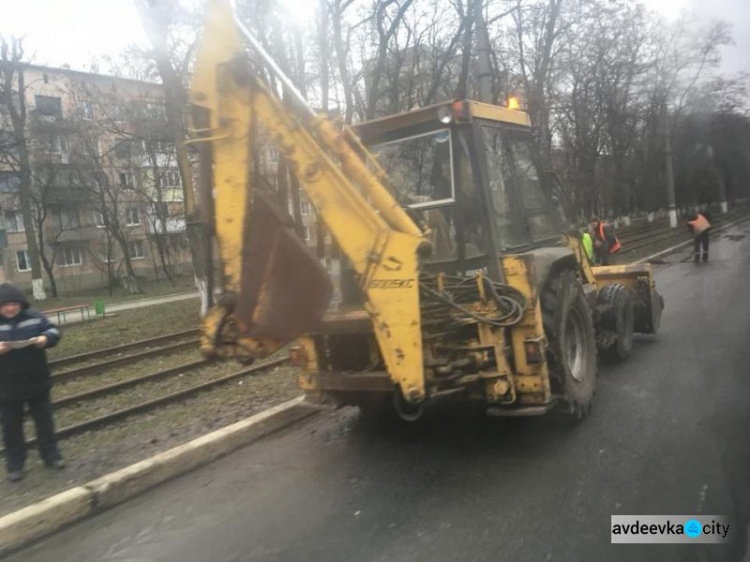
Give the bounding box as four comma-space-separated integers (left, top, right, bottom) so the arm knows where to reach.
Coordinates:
190, 0, 664, 421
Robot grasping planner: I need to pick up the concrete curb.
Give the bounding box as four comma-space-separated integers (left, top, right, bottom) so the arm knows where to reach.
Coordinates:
635, 214, 750, 264
0, 396, 317, 556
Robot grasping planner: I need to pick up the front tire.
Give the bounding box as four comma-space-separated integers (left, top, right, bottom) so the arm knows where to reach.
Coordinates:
542, 271, 598, 418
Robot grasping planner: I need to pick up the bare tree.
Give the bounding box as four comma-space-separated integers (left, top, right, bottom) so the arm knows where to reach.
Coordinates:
0, 37, 47, 300
135, 0, 214, 313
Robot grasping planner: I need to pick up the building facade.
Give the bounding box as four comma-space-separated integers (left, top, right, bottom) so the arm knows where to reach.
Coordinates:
0, 63, 192, 293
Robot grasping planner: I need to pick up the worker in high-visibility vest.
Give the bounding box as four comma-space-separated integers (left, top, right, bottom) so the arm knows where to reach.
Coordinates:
588, 217, 621, 265
581, 231, 595, 263
687, 210, 711, 262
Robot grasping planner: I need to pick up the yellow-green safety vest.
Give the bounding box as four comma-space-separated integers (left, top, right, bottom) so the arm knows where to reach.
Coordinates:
581, 232, 594, 262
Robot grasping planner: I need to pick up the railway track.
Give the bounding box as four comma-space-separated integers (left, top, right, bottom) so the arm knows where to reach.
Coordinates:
49, 330, 200, 382
0, 328, 290, 456
0, 357, 289, 454
49, 329, 199, 369
617, 210, 748, 256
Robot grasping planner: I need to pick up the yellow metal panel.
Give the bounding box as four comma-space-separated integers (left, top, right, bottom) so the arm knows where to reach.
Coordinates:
468, 102, 532, 127
477, 323, 515, 404
191, 0, 249, 297
296, 336, 320, 392
591, 264, 655, 291
500, 255, 551, 402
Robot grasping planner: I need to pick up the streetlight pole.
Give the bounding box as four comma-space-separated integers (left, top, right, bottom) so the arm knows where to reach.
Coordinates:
665, 132, 677, 227
662, 102, 678, 227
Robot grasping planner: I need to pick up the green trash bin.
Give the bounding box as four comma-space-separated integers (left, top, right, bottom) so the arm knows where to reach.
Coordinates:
94, 299, 106, 317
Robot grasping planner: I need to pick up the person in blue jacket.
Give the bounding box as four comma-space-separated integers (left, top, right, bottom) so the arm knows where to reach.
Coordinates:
0, 283, 64, 482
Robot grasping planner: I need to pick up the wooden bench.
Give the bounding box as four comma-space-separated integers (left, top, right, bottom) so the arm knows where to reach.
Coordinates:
43, 304, 93, 324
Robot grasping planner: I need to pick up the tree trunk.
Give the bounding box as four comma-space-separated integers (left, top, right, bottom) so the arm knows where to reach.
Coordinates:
35, 211, 58, 297
332, 2, 354, 123
2, 63, 46, 300
474, 0, 493, 103
319, 0, 330, 114
455, 0, 476, 99
112, 230, 140, 294
137, 1, 214, 314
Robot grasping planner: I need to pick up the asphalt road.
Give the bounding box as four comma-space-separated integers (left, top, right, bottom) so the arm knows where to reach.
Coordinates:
9, 223, 750, 562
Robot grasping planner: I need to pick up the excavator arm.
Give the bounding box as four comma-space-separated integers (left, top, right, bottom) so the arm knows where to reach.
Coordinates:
190, 0, 431, 402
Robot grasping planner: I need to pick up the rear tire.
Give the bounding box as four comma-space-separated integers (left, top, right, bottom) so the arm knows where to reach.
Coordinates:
598, 283, 634, 362
541, 271, 598, 418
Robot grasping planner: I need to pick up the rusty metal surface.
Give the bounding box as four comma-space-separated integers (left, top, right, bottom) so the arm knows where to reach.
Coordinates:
317, 309, 372, 334
235, 193, 332, 340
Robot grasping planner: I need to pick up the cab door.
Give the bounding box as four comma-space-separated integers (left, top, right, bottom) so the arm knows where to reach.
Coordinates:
477, 122, 561, 253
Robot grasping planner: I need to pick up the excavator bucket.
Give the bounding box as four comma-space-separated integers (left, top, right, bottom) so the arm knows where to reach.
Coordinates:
234, 194, 333, 340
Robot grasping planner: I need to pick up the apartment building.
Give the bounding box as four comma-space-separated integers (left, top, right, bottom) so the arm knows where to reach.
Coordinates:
0, 63, 192, 292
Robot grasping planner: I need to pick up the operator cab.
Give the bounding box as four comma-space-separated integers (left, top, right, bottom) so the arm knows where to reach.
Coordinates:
353, 100, 566, 277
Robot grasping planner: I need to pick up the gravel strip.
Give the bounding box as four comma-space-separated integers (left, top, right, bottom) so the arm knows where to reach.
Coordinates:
52, 359, 252, 427
52, 349, 204, 400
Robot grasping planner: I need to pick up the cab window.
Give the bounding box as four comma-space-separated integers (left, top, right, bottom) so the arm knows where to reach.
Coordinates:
506, 135, 561, 242
371, 129, 454, 208
482, 126, 528, 250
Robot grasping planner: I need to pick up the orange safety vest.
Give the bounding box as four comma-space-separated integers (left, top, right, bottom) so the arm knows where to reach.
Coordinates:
688, 213, 711, 236
597, 222, 621, 254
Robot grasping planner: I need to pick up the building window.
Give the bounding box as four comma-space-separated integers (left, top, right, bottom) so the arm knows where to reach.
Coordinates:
146, 102, 166, 120
0, 172, 20, 193
3, 210, 25, 233
157, 169, 181, 188
128, 239, 145, 259
92, 209, 105, 228
35, 95, 62, 119
114, 139, 133, 159
0, 131, 17, 157
119, 171, 135, 190
41, 134, 68, 156
60, 246, 83, 267
112, 104, 128, 122
16, 250, 30, 272
57, 209, 80, 230
303, 225, 311, 241
81, 101, 94, 120
150, 140, 174, 154
300, 198, 312, 216
125, 207, 141, 226
99, 243, 114, 263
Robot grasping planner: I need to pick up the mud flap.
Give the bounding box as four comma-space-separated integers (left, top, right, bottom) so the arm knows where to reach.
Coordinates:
234, 193, 333, 340
634, 287, 664, 334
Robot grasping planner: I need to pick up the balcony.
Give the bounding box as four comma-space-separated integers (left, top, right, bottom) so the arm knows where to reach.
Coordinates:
45, 225, 103, 243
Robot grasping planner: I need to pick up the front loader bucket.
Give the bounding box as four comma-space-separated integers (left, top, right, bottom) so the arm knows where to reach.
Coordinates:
234, 194, 333, 341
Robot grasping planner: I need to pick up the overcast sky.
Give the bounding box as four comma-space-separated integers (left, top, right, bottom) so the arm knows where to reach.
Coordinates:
0, 0, 747, 75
